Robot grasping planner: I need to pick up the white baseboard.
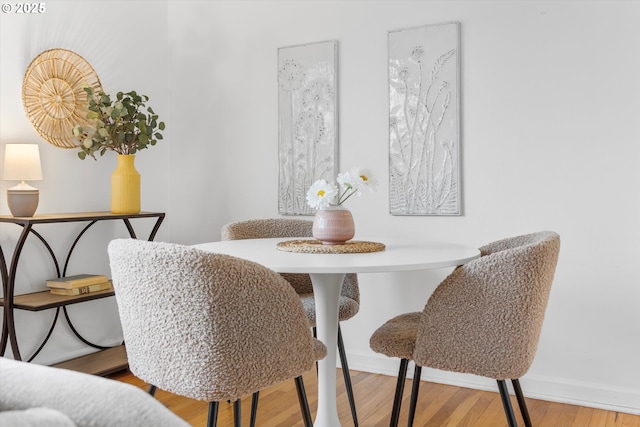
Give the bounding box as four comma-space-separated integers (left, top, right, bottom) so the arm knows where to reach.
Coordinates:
342, 352, 640, 416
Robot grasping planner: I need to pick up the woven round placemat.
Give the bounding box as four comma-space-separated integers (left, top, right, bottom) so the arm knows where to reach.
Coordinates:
22, 48, 103, 148
276, 239, 385, 254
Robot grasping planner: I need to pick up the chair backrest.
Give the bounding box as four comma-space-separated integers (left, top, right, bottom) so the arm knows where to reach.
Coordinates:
108, 239, 321, 402
221, 218, 359, 304
413, 231, 561, 380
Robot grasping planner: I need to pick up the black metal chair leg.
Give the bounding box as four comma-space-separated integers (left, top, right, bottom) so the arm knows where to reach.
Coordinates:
390, 359, 409, 427
313, 327, 319, 375
295, 376, 314, 427
249, 391, 259, 427
233, 399, 241, 427
338, 326, 359, 426
497, 380, 518, 427
207, 402, 219, 427
407, 365, 422, 427
147, 384, 157, 396
512, 379, 532, 427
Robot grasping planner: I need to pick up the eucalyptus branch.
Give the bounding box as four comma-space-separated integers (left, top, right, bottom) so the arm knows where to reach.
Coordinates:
72, 87, 165, 160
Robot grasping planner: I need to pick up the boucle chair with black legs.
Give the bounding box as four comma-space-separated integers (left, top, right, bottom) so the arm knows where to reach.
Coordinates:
221, 218, 361, 426
370, 231, 560, 427
108, 239, 327, 427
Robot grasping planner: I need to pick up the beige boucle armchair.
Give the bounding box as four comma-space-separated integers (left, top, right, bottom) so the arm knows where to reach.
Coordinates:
369, 231, 560, 427
108, 239, 327, 427
221, 218, 360, 426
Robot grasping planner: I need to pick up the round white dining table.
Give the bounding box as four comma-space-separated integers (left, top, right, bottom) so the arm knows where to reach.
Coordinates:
193, 237, 480, 427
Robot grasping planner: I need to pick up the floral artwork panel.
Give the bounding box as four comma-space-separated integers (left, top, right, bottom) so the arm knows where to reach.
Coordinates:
388, 22, 461, 215
278, 40, 338, 215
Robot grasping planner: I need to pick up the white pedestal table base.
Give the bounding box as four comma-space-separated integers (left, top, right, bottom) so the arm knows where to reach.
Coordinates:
310, 273, 345, 427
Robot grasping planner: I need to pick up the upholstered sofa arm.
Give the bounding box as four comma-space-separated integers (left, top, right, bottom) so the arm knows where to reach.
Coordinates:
0, 358, 188, 427
0, 407, 76, 427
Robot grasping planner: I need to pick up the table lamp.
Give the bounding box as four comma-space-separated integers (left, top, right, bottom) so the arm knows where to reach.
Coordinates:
2, 144, 43, 217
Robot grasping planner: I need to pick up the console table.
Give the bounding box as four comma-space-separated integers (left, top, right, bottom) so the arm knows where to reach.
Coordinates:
0, 211, 165, 375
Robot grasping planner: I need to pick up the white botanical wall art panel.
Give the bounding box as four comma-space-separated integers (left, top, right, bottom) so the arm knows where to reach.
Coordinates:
388, 22, 461, 215
278, 40, 338, 215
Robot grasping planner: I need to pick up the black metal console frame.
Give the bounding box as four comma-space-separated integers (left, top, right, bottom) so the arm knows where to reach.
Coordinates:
0, 211, 165, 362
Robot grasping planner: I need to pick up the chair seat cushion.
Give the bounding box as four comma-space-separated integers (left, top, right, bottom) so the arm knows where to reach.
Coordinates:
299, 293, 359, 327
369, 312, 421, 360
312, 338, 328, 360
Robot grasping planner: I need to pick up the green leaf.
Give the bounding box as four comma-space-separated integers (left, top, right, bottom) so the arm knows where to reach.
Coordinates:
71, 88, 166, 160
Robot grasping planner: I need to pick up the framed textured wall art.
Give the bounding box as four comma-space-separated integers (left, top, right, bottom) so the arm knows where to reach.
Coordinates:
278, 40, 338, 215
388, 22, 461, 215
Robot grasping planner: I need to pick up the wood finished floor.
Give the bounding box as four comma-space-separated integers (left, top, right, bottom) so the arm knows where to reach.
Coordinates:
110, 368, 639, 427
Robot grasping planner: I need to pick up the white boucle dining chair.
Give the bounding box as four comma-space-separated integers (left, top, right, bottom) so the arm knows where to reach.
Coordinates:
221, 218, 361, 426
369, 231, 561, 427
108, 239, 327, 427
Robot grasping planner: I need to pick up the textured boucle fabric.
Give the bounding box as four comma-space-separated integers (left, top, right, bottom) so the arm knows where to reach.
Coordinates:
0, 358, 188, 426
108, 239, 326, 402
370, 231, 560, 380
369, 312, 421, 359
0, 407, 76, 427
221, 218, 360, 326
298, 293, 360, 328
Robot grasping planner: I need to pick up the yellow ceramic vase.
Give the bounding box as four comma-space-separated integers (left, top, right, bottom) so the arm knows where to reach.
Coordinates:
111, 154, 141, 214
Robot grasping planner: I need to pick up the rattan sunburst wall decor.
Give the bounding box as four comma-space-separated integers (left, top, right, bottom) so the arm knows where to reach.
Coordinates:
22, 48, 102, 149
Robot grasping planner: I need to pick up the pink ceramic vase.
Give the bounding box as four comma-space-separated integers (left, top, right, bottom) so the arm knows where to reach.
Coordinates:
312, 205, 355, 245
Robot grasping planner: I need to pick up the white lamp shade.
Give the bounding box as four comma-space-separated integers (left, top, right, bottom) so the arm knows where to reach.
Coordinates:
2, 144, 43, 181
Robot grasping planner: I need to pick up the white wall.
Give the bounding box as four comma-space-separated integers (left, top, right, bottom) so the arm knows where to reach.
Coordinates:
0, 1, 170, 364
2, 0, 639, 415
167, 0, 640, 413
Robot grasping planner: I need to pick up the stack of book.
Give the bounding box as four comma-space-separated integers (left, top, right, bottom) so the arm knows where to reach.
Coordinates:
46, 274, 112, 296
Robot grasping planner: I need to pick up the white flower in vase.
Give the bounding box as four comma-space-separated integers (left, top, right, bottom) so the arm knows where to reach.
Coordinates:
306, 179, 338, 210
336, 167, 378, 204
306, 167, 378, 210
